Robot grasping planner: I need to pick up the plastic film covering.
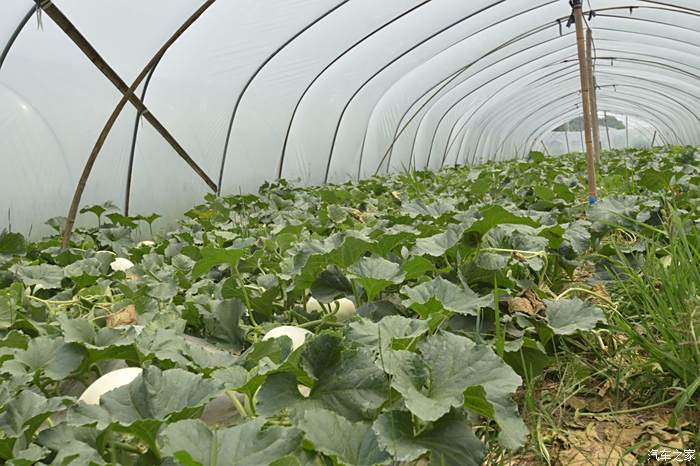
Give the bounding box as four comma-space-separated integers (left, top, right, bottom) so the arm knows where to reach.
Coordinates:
1, 0, 699, 236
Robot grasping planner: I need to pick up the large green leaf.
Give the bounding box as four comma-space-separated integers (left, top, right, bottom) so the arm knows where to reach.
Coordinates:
347, 256, 405, 300
400, 277, 491, 318
158, 418, 301, 466
9, 336, 85, 380
257, 335, 388, 422
544, 298, 606, 335
412, 224, 465, 257
0, 231, 26, 256
468, 206, 539, 236
310, 266, 354, 302
11, 264, 64, 289
373, 410, 484, 466
299, 409, 390, 466
191, 246, 248, 279
0, 391, 72, 438
98, 366, 222, 424
346, 315, 428, 350
383, 332, 527, 448
587, 195, 639, 232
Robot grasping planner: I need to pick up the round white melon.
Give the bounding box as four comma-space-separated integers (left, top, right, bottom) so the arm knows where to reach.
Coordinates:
306, 297, 356, 322
110, 257, 135, 272
79, 367, 142, 405
262, 326, 312, 351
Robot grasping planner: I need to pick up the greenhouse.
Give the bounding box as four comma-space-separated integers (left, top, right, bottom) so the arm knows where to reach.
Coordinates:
0, 1, 698, 465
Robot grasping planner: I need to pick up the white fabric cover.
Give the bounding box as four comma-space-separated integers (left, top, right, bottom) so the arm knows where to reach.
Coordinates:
1, 0, 699, 235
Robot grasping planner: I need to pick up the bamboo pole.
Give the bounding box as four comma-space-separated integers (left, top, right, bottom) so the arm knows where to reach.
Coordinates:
541, 140, 550, 156
604, 110, 612, 149
32, 0, 219, 248
572, 0, 597, 205
586, 29, 602, 160
564, 122, 571, 153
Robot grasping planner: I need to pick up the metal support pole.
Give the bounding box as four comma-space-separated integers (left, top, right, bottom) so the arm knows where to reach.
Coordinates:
572, 0, 597, 204
604, 110, 612, 149
564, 123, 571, 153
586, 29, 602, 160
579, 113, 585, 152
651, 130, 658, 147
626, 115, 629, 147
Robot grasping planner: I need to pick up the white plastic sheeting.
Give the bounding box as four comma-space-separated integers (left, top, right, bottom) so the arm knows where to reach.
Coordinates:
1, 0, 699, 235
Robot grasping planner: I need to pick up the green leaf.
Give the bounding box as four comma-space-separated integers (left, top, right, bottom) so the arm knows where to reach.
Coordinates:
346, 315, 428, 350
0, 295, 19, 331
348, 256, 405, 301
469, 206, 539, 237
158, 419, 301, 466
383, 332, 527, 448
12, 336, 85, 380
402, 199, 455, 219
258, 335, 388, 421
0, 231, 26, 256
0, 391, 72, 439
310, 266, 353, 302
587, 195, 638, 232
299, 409, 390, 466
99, 366, 222, 424
401, 277, 491, 318
412, 224, 465, 257
373, 410, 485, 466
191, 246, 248, 279
8, 444, 49, 466
402, 256, 436, 281
11, 264, 64, 289
544, 298, 606, 335
204, 299, 246, 352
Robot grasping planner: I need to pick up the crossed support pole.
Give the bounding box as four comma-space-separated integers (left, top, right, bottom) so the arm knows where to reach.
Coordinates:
31, 0, 218, 248
571, 0, 598, 205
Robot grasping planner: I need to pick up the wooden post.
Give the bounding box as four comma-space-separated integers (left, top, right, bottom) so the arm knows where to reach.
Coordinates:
586, 29, 601, 160
604, 110, 612, 149
572, 0, 597, 204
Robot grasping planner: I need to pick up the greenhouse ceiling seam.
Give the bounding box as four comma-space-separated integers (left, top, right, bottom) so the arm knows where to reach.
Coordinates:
386, 2, 699, 172
322, 1, 510, 184
0, 5, 36, 73
481, 64, 699, 149
217, 0, 351, 194
371, 2, 560, 176
365, 5, 700, 173
276, 0, 432, 180
124, 56, 162, 216
404, 21, 700, 170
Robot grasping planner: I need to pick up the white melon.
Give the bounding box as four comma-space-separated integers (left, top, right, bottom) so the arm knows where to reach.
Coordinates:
262, 326, 312, 350
110, 257, 134, 272
79, 367, 142, 405
306, 297, 356, 322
